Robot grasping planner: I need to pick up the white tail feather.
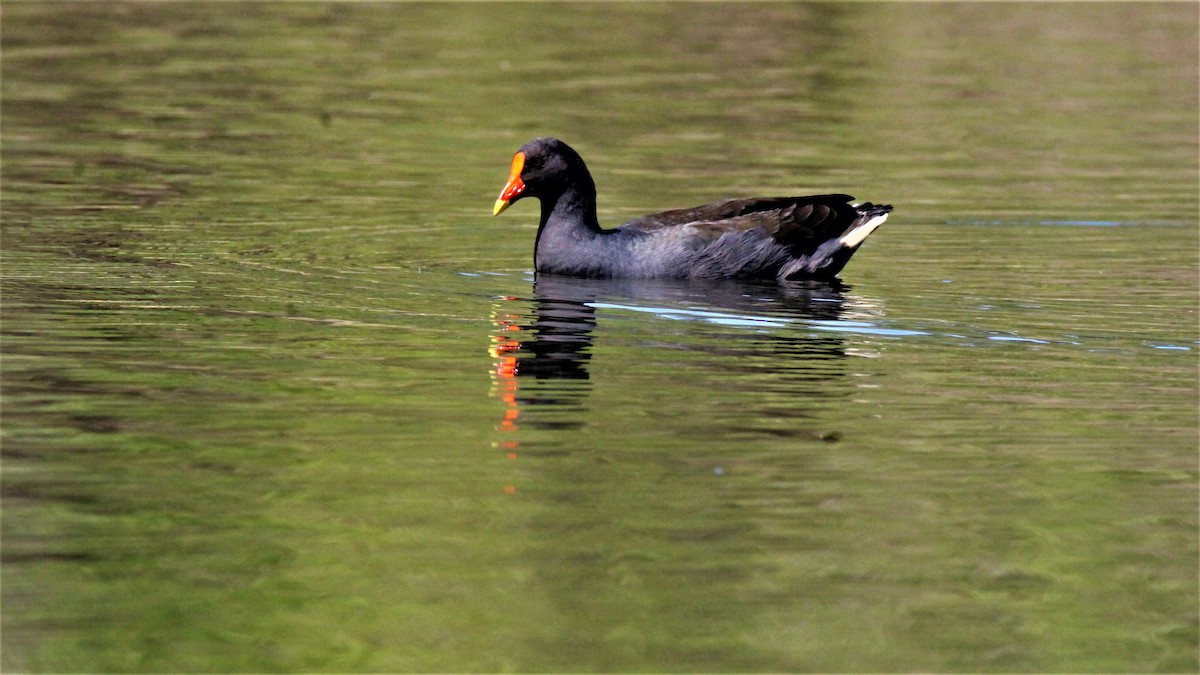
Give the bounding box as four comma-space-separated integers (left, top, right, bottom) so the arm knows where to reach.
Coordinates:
839, 213, 889, 249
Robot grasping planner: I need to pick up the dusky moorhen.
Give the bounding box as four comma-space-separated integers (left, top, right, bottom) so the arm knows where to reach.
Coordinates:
493, 137, 891, 280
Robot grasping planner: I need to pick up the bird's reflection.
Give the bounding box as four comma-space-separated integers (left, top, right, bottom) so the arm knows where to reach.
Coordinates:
489, 281, 598, 445
500, 286, 596, 382
489, 275, 878, 472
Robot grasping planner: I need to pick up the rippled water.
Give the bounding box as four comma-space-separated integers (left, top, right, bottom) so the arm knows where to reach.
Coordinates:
3, 3, 1197, 672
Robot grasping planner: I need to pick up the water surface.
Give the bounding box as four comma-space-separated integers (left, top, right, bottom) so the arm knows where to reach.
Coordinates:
2, 3, 1197, 672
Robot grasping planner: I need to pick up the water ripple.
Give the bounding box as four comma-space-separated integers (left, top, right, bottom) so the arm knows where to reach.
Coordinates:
586, 300, 1195, 355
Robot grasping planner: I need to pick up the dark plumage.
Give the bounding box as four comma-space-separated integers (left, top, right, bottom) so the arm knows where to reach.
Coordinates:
493, 137, 891, 280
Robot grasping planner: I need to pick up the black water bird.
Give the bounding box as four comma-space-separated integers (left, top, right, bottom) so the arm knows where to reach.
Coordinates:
493, 137, 891, 280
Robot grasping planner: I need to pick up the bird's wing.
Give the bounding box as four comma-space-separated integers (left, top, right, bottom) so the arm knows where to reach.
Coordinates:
618, 194, 862, 252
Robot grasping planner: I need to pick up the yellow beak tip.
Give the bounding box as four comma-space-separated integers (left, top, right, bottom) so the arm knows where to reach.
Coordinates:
493, 198, 511, 216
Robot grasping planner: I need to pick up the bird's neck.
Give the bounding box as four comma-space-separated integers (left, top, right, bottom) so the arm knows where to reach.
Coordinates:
534, 176, 604, 272
539, 188, 599, 231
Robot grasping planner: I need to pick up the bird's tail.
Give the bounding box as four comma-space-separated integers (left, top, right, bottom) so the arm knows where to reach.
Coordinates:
781, 202, 892, 280
839, 202, 892, 249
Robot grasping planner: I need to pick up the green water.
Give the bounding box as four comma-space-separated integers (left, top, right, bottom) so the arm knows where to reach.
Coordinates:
2, 3, 1197, 672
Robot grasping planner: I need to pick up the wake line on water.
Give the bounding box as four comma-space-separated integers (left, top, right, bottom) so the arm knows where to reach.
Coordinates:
944, 219, 1191, 228
589, 302, 1195, 353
